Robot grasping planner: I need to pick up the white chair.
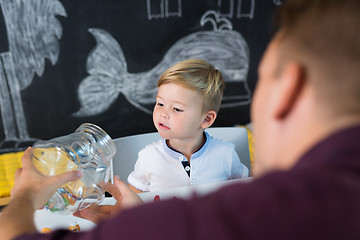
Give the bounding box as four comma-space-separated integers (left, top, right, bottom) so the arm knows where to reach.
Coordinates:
111, 127, 251, 183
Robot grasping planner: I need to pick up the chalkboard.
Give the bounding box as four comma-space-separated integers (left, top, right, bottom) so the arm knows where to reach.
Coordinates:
0, 0, 280, 153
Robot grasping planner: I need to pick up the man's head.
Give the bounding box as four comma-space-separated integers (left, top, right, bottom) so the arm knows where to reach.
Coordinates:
157, 59, 225, 114
252, 0, 360, 176
274, 0, 360, 115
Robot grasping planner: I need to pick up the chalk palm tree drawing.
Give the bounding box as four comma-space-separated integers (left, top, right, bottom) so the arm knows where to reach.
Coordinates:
0, 0, 66, 151
74, 10, 251, 116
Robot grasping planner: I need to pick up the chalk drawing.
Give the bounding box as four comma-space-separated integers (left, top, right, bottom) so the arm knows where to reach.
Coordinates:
0, 0, 66, 152
217, 0, 255, 19
273, 0, 283, 6
237, 0, 255, 19
200, 10, 233, 31
74, 10, 251, 117
217, 0, 234, 18
165, 0, 181, 18
147, 0, 182, 20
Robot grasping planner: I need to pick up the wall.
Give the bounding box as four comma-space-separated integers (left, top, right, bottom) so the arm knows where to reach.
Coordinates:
0, 0, 279, 153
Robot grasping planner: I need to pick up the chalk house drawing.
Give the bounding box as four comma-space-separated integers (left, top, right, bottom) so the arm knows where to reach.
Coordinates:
74, 10, 251, 117
0, 0, 66, 152
147, 0, 182, 20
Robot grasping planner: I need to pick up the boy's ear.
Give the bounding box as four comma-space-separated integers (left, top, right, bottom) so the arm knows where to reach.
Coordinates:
273, 62, 305, 119
201, 110, 217, 129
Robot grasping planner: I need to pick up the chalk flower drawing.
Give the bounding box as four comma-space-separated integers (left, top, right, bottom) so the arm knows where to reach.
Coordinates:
0, 0, 66, 151
75, 10, 251, 116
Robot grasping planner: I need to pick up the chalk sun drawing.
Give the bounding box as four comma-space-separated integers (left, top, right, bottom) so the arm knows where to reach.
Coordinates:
0, 0, 66, 152
74, 10, 251, 117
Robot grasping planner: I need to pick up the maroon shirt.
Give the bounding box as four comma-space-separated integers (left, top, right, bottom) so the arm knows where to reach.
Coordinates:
16, 125, 360, 240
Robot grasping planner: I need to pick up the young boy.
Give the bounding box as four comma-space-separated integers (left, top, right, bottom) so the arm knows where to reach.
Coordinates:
128, 59, 249, 192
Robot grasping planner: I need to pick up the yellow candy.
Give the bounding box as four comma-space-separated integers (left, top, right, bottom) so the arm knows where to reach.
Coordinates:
41, 227, 52, 234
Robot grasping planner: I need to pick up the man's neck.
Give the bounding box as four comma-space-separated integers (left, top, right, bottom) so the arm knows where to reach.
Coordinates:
281, 109, 360, 173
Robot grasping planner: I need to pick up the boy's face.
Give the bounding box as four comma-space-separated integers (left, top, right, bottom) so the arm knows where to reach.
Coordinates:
153, 83, 208, 141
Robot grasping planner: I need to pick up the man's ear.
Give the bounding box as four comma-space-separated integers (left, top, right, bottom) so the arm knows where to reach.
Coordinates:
201, 110, 217, 129
273, 62, 306, 119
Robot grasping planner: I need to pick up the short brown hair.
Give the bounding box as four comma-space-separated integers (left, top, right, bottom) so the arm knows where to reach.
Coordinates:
274, 0, 360, 115
157, 59, 225, 113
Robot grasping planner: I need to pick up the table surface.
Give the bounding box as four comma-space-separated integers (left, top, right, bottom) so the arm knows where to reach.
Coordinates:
34, 178, 252, 232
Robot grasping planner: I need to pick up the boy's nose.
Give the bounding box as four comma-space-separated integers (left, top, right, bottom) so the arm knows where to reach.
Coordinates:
160, 110, 169, 119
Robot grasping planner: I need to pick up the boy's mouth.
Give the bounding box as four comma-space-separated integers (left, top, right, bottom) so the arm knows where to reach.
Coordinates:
159, 123, 170, 129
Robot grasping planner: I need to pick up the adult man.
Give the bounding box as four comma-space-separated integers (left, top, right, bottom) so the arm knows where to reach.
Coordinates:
1, 0, 360, 239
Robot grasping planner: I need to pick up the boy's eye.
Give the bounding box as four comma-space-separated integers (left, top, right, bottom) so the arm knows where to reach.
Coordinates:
156, 102, 164, 107
173, 107, 183, 112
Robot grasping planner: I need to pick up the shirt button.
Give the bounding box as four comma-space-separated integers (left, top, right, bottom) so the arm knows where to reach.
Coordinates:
179, 156, 184, 161
191, 177, 197, 183
185, 166, 191, 171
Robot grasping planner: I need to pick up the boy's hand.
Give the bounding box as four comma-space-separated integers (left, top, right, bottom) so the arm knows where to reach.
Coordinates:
73, 175, 143, 224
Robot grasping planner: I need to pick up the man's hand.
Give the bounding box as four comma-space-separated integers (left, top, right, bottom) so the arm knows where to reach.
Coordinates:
0, 147, 82, 240
10, 147, 82, 210
73, 175, 143, 224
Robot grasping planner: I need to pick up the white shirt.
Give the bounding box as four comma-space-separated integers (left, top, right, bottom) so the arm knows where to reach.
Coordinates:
128, 131, 249, 192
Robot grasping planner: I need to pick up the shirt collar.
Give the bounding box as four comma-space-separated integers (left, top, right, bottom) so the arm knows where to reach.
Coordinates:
161, 131, 211, 161
293, 124, 360, 169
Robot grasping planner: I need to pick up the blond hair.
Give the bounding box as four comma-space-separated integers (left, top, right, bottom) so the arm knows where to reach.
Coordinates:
157, 59, 225, 113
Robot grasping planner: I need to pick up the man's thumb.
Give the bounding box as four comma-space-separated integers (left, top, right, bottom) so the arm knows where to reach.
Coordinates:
51, 170, 82, 187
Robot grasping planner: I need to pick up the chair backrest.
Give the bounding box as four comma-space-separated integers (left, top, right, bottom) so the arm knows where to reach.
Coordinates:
111, 127, 250, 183
206, 127, 250, 170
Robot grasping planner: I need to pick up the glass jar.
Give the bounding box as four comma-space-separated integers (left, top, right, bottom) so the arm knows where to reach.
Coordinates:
32, 123, 116, 214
